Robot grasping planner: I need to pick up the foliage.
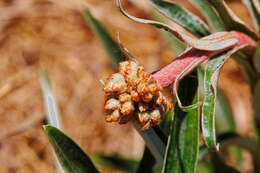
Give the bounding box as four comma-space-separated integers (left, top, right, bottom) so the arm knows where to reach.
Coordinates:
42, 0, 260, 172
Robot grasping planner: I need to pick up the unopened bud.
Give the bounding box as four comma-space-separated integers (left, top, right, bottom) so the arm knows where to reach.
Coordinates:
121, 101, 135, 115
150, 109, 161, 123
105, 98, 121, 110
111, 110, 121, 121
138, 112, 150, 124
119, 93, 131, 102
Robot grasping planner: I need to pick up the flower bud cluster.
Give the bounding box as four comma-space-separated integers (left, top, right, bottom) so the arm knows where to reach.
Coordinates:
103, 60, 172, 130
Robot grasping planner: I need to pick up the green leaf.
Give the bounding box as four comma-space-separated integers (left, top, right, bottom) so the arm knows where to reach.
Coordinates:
189, 0, 225, 32
162, 106, 183, 173
150, 10, 186, 56
147, 0, 210, 37
179, 93, 200, 173
162, 74, 198, 173
40, 68, 62, 129
202, 55, 224, 149
188, 0, 259, 91
83, 8, 127, 71
43, 125, 100, 173
162, 31, 186, 56
199, 61, 241, 163
133, 123, 166, 167
159, 109, 174, 136
242, 0, 260, 31
39, 68, 64, 173
136, 147, 156, 173
206, 0, 259, 40
198, 66, 236, 133
90, 154, 138, 172
202, 45, 250, 149
116, 0, 239, 51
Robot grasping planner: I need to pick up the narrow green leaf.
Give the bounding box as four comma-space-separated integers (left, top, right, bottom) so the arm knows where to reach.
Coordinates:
242, 0, 260, 31
162, 106, 183, 173
189, 0, 225, 32
43, 125, 100, 173
83, 8, 127, 71
83, 8, 166, 164
202, 55, 224, 149
162, 31, 186, 56
159, 109, 174, 136
179, 94, 200, 173
90, 154, 138, 172
202, 45, 249, 149
163, 74, 198, 173
136, 147, 156, 173
116, 0, 239, 51
189, 0, 259, 91
198, 62, 239, 159
147, 0, 210, 37
133, 123, 165, 167
150, 10, 186, 56
206, 0, 259, 40
40, 68, 62, 129
39, 68, 64, 173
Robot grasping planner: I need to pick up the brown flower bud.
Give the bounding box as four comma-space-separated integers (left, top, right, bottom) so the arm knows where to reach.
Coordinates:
105, 98, 121, 110
155, 91, 163, 105
138, 112, 150, 124
121, 101, 135, 115
149, 82, 162, 94
111, 110, 121, 122
131, 90, 140, 102
137, 82, 149, 94
142, 93, 153, 102
119, 93, 131, 102
103, 73, 126, 93
102, 60, 172, 130
138, 102, 148, 112
150, 109, 161, 123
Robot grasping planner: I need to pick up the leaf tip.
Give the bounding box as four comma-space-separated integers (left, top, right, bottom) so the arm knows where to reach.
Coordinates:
43, 124, 54, 133
83, 7, 90, 15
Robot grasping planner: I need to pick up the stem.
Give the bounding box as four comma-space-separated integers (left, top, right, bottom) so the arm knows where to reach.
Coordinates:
152, 31, 257, 87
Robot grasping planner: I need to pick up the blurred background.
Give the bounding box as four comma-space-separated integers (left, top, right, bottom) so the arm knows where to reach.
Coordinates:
0, 0, 256, 172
